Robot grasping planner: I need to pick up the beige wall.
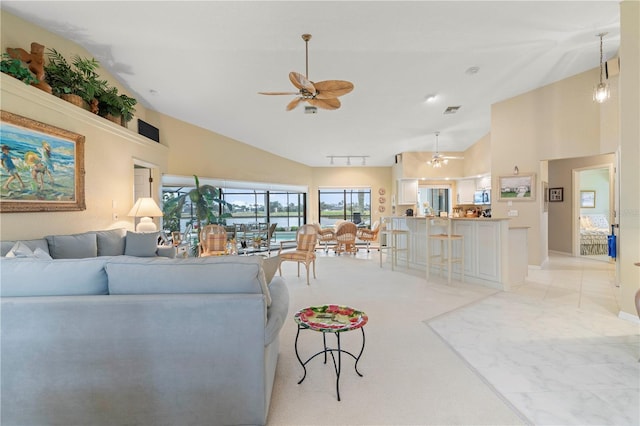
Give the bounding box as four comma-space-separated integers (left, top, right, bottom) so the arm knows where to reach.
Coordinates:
618, 0, 640, 318
491, 67, 619, 268
0, 74, 168, 240
310, 167, 391, 224
548, 154, 615, 254
463, 133, 491, 177
145, 110, 312, 187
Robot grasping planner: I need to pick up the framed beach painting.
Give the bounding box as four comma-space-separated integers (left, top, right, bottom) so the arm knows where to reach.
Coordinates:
498, 173, 536, 201
0, 110, 85, 212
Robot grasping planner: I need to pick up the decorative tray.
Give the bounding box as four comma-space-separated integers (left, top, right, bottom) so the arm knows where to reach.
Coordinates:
294, 304, 368, 332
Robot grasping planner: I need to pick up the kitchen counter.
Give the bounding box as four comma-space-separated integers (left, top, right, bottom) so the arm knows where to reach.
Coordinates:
382, 216, 527, 290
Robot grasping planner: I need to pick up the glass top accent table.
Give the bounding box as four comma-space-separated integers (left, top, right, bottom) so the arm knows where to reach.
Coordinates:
293, 305, 368, 401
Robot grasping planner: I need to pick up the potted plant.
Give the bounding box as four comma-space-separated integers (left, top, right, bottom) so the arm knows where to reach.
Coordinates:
97, 86, 137, 126
1, 53, 39, 86
44, 48, 107, 110
162, 175, 232, 256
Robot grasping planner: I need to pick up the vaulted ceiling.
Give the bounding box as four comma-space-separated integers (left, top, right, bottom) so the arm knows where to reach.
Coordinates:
2, 1, 620, 167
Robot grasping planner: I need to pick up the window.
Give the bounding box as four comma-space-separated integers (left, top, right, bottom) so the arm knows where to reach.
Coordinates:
318, 188, 371, 226
162, 184, 307, 237
419, 186, 450, 216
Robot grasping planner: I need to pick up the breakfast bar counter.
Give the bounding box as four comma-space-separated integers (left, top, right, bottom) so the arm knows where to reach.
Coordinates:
382, 216, 526, 290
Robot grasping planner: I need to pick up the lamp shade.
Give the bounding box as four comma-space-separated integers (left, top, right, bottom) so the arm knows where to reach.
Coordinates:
128, 198, 163, 233
127, 197, 163, 218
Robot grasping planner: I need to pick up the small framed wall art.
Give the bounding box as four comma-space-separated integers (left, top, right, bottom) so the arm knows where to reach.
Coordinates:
549, 187, 563, 202
580, 190, 596, 208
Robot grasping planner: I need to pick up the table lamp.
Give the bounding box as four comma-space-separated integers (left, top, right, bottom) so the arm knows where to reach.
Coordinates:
128, 197, 163, 232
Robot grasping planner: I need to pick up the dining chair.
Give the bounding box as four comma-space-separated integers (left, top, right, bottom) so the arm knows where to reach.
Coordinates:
278, 224, 318, 285
334, 221, 357, 255
199, 224, 228, 257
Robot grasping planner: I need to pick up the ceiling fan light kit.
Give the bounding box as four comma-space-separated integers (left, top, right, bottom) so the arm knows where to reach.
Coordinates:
427, 131, 463, 168
259, 34, 354, 111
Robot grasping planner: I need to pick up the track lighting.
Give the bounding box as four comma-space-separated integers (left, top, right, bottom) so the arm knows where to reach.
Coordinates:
326, 155, 370, 166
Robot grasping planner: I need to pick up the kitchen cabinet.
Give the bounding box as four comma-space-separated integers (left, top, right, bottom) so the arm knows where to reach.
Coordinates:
457, 179, 476, 204
397, 179, 418, 204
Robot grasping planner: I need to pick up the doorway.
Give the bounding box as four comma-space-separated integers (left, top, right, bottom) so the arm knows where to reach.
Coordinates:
132, 159, 160, 230
573, 164, 615, 262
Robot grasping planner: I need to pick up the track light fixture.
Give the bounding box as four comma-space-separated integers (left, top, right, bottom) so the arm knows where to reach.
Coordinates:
326, 155, 369, 166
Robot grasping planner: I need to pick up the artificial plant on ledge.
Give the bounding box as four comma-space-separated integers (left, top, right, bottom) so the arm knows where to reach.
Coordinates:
1, 53, 39, 86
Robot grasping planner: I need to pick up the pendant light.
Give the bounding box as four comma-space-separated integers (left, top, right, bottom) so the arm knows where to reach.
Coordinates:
593, 32, 610, 104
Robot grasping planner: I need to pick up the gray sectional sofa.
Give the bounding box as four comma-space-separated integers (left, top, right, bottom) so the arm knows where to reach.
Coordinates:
0, 236, 289, 426
1, 228, 176, 259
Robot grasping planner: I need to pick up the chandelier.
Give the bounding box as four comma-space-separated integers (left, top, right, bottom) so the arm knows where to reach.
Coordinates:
593, 32, 610, 103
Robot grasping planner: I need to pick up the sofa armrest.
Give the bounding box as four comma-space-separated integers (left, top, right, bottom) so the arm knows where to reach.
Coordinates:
265, 277, 289, 346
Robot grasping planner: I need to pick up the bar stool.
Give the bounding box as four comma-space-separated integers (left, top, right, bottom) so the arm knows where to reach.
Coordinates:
426, 218, 464, 283
379, 218, 410, 270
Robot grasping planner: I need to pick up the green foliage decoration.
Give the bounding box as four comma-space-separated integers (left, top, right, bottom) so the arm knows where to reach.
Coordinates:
1, 53, 39, 85
98, 86, 137, 123
44, 48, 108, 102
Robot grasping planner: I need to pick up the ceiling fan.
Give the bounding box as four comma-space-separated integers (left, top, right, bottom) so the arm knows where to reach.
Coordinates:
426, 132, 464, 168
258, 34, 354, 111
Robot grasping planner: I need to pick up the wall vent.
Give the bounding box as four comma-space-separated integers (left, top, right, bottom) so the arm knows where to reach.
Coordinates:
443, 105, 461, 114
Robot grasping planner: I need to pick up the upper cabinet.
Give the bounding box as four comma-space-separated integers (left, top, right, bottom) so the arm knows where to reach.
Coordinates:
457, 179, 476, 204
398, 179, 418, 204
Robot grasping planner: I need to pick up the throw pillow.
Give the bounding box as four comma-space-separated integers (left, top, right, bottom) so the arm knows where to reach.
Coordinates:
262, 255, 281, 284
5, 241, 34, 258
33, 247, 53, 260
124, 231, 159, 257
96, 228, 127, 256
45, 233, 98, 259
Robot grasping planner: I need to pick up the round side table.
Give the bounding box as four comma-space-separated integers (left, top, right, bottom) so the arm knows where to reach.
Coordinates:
293, 305, 368, 401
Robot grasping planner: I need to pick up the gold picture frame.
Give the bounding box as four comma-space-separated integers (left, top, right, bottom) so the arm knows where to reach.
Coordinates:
0, 110, 86, 212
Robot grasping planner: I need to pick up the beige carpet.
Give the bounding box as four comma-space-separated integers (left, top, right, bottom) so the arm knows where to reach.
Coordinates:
266, 252, 527, 425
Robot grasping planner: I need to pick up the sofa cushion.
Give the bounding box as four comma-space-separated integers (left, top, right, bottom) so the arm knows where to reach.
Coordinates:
0, 257, 109, 297
96, 228, 127, 256
1, 238, 49, 257
45, 233, 98, 259
106, 256, 271, 306
124, 231, 159, 257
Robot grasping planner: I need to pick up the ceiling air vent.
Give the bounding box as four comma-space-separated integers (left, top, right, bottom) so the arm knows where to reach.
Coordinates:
443, 105, 461, 115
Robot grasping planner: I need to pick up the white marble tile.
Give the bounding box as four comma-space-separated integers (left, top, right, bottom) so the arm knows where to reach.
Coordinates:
506, 390, 634, 426
430, 276, 640, 425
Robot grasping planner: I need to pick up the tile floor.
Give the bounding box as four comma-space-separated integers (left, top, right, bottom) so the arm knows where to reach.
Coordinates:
428, 254, 640, 425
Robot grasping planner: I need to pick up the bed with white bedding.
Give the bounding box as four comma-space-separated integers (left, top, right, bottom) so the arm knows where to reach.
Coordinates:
580, 214, 610, 255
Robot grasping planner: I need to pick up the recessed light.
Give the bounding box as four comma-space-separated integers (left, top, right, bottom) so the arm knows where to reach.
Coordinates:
424, 94, 437, 103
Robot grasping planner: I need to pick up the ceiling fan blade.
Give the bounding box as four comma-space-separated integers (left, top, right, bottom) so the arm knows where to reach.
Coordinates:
308, 97, 341, 110
289, 71, 316, 94
313, 80, 354, 99
258, 91, 299, 96
443, 156, 465, 160
286, 97, 303, 111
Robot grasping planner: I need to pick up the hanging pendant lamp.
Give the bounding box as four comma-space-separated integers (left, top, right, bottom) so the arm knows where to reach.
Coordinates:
593, 32, 610, 104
